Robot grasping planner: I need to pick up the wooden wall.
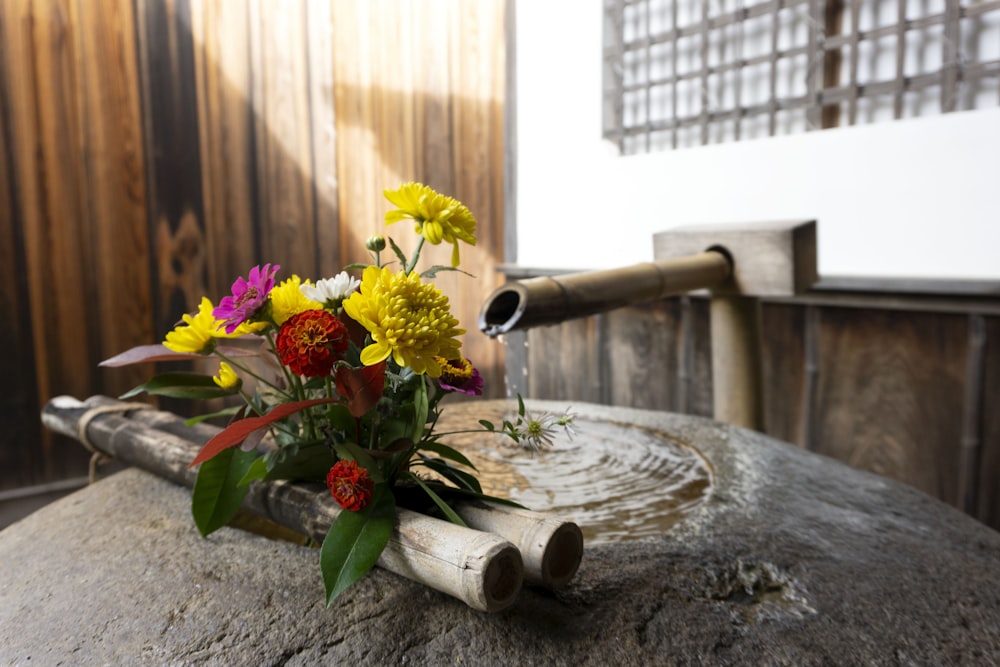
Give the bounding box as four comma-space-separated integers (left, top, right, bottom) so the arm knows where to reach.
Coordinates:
0, 0, 507, 494
513, 289, 1000, 531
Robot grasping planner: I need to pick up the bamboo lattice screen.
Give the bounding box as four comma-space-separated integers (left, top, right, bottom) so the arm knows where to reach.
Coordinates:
603, 0, 1000, 153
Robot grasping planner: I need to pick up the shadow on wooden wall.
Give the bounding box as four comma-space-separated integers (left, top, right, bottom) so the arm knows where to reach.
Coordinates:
0, 0, 507, 505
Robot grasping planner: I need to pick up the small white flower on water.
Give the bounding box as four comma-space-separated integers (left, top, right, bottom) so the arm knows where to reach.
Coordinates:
301, 271, 361, 304
516, 408, 576, 452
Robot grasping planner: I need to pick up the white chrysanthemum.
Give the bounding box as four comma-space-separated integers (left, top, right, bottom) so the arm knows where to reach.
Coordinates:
300, 271, 361, 305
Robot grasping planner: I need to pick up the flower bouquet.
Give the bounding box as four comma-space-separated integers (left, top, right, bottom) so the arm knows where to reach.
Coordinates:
102, 183, 574, 606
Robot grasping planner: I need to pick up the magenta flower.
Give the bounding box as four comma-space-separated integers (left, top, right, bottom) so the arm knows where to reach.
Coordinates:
213, 264, 280, 333
435, 356, 484, 396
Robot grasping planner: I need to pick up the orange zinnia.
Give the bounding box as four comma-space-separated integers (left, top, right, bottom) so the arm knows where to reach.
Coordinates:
275, 309, 349, 377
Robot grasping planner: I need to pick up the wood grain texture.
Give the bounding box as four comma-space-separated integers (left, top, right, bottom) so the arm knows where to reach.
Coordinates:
527, 318, 605, 404
793, 308, 967, 505
189, 0, 258, 298
760, 302, 807, 445
0, 0, 508, 492
977, 316, 1000, 527
0, 0, 151, 485
0, 15, 43, 487
249, 0, 317, 273
604, 301, 680, 411
136, 0, 208, 337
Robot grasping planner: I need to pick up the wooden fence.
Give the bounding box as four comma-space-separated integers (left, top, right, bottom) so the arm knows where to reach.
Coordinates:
505, 278, 1000, 531
0, 0, 507, 494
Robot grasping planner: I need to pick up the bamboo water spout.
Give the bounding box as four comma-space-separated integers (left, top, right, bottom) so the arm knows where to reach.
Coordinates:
478, 251, 732, 336
480, 221, 818, 432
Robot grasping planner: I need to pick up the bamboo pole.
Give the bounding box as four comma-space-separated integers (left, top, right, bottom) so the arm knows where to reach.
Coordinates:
41, 395, 523, 612
478, 251, 731, 336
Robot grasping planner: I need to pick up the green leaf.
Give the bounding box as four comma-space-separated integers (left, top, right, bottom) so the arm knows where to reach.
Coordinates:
191, 447, 258, 536
430, 485, 527, 509
419, 265, 475, 280
387, 236, 408, 268
266, 441, 334, 483
120, 372, 240, 400
418, 441, 478, 471
417, 456, 483, 494
238, 456, 269, 486
184, 405, 244, 427
412, 476, 467, 527
410, 377, 428, 442
479, 419, 495, 432
320, 486, 395, 606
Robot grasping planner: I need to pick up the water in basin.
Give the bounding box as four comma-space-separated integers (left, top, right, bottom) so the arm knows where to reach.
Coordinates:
437, 415, 714, 544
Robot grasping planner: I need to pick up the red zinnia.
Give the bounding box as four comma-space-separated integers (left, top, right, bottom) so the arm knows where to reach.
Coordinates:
326, 460, 375, 511
275, 309, 349, 377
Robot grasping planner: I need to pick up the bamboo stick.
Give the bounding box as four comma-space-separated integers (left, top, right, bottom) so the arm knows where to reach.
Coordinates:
42, 395, 522, 612
478, 251, 731, 336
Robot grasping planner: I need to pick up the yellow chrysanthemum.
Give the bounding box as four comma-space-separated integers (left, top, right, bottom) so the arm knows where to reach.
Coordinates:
383, 182, 477, 267
212, 361, 240, 389
163, 297, 265, 353
270, 275, 323, 326
341, 265, 464, 377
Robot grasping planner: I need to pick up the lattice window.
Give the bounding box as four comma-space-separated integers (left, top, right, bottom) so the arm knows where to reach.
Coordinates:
603, 0, 1000, 153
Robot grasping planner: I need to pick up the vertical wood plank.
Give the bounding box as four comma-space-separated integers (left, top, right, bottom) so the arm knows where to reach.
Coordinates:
135, 0, 209, 337
812, 308, 968, 505
760, 302, 807, 445
0, 0, 151, 483
189, 0, 258, 298
0, 11, 43, 487
74, 0, 153, 394
4, 0, 102, 481
688, 297, 714, 418
605, 301, 681, 411
305, 0, 340, 279
976, 316, 1000, 527
249, 0, 318, 275
527, 318, 604, 404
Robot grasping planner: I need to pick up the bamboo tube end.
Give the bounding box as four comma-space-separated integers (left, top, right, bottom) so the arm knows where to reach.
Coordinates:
539, 521, 584, 589
479, 542, 524, 612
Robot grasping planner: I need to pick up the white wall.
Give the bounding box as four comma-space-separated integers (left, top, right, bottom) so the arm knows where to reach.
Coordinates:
514, 0, 1000, 280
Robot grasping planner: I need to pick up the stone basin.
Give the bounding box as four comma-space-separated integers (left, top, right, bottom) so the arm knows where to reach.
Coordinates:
2, 400, 1000, 665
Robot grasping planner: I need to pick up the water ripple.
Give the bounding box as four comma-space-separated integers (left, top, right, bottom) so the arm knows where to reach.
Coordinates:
439, 417, 714, 544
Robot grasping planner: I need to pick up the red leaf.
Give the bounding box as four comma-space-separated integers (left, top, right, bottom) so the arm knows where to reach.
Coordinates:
100, 344, 256, 367
189, 398, 337, 467
335, 362, 387, 418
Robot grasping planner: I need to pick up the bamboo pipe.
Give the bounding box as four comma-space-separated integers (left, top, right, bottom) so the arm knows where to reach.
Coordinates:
710, 296, 765, 431
41, 395, 523, 613
478, 250, 731, 336
454, 500, 583, 589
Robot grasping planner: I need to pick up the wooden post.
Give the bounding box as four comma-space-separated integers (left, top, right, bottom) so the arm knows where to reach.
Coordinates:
654, 220, 818, 431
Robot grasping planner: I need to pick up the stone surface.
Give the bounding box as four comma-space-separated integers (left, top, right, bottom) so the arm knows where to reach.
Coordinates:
2, 400, 1000, 665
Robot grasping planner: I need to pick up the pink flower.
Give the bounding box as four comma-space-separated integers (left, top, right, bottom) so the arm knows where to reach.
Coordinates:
213, 264, 279, 333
